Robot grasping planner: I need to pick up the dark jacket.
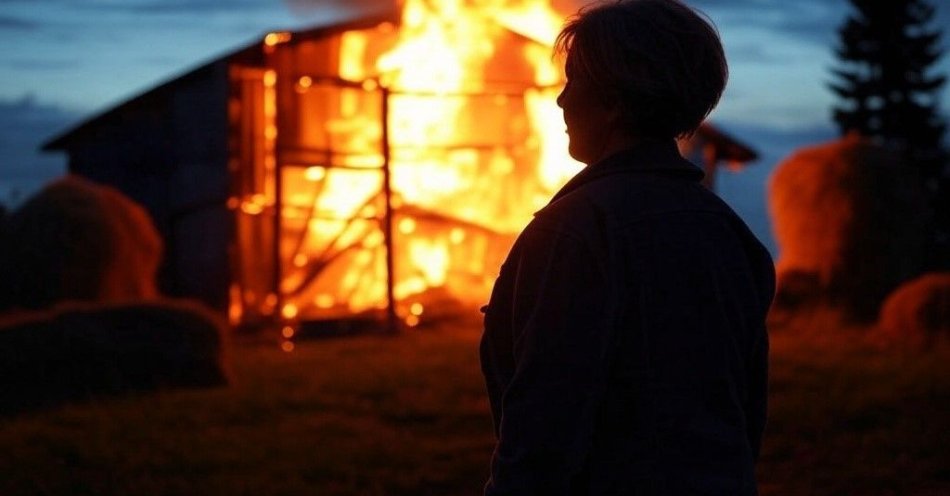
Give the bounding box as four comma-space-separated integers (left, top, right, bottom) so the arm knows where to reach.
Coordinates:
480, 140, 775, 495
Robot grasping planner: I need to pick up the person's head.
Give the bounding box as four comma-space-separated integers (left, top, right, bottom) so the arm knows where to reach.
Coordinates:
555, 0, 727, 164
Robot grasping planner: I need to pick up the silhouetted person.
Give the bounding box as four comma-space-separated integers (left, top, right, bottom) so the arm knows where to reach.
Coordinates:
480, 1, 775, 494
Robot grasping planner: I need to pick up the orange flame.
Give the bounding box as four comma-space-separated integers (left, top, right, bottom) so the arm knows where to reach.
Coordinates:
236, 0, 581, 326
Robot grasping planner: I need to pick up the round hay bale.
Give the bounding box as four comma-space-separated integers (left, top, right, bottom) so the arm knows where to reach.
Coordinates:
0, 175, 162, 310
96, 184, 163, 301
768, 135, 928, 318
878, 272, 950, 346
0, 298, 229, 416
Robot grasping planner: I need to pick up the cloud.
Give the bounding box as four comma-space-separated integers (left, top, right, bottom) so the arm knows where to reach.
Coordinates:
3, 58, 81, 71
726, 43, 785, 64
772, 12, 843, 45
0, 96, 78, 206
0, 15, 36, 30
113, 0, 369, 17
689, 0, 844, 46
534, 0, 845, 45
75, 0, 270, 15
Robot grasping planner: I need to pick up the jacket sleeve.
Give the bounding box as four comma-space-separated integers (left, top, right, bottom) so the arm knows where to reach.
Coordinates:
485, 224, 613, 496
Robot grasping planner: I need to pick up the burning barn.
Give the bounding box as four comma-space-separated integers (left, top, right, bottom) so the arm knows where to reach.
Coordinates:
42, 1, 757, 332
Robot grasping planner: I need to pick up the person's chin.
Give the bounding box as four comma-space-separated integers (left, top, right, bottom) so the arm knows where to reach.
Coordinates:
569, 152, 593, 166
566, 144, 588, 165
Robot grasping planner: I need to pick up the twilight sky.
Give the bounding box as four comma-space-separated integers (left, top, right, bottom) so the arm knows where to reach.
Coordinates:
1, 0, 948, 251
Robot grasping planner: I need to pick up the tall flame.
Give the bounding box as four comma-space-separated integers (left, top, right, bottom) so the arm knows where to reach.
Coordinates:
237, 0, 581, 326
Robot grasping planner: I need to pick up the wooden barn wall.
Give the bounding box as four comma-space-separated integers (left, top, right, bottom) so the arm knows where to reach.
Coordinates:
66, 61, 232, 311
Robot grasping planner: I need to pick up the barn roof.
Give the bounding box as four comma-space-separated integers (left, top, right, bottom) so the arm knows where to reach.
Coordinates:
42, 8, 401, 151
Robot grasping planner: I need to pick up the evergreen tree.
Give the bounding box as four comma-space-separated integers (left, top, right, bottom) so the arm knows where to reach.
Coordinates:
829, 0, 947, 180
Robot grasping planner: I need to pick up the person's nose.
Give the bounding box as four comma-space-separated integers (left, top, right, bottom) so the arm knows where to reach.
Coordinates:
556, 86, 566, 108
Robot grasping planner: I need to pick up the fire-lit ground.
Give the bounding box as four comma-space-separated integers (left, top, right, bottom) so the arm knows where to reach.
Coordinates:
0, 317, 946, 496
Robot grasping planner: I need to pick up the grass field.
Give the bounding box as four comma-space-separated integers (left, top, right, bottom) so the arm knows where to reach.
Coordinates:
0, 314, 947, 495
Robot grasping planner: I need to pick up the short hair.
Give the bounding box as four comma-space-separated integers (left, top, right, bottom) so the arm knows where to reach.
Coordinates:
555, 0, 728, 139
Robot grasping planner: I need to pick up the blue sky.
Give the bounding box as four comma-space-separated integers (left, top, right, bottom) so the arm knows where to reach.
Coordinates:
1, 0, 948, 251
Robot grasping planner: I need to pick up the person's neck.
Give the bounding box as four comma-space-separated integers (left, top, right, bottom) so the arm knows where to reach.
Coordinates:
586, 130, 644, 166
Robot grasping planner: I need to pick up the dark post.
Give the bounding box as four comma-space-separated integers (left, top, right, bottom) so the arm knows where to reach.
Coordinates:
380, 85, 399, 333
272, 115, 283, 329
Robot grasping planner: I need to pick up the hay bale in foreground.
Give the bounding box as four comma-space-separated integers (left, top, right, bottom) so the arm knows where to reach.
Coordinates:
878, 273, 950, 346
0, 299, 228, 416
768, 135, 928, 319
0, 175, 162, 310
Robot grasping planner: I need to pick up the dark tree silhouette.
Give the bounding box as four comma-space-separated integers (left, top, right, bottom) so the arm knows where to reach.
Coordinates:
830, 0, 949, 270
829, 0, 946, 178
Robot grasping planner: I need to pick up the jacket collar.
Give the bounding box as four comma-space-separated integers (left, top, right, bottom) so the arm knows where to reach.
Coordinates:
548, 139, 705, 204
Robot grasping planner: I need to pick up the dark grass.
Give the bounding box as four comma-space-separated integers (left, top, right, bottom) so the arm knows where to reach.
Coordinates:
760, 308, 950, 496
0, 316, 947, 495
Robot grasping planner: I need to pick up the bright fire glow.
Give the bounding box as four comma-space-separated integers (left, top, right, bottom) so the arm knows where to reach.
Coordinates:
233, 0, 582, 325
